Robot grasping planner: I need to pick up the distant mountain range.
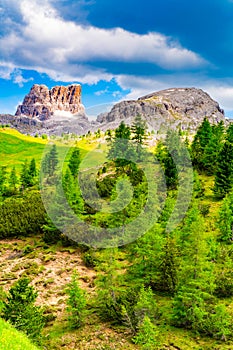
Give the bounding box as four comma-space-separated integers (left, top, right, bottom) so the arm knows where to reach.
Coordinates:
0, 85, 228, 136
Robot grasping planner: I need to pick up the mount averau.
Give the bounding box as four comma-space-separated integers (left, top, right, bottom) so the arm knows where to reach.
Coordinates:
0, 85, 228, 135
16, 84, 85, 120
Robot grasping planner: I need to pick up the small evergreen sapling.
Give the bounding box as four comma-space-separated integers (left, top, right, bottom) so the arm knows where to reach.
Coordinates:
66, 270, 87, 328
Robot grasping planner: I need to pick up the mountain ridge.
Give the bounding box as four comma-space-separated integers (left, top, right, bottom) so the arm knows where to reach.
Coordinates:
0, 85, 228, 135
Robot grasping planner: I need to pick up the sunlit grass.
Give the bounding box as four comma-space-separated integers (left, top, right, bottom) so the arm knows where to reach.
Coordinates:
0, 318, 39, 350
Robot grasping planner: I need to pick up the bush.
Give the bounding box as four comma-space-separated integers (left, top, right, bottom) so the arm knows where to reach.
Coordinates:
0, 191, 46, 238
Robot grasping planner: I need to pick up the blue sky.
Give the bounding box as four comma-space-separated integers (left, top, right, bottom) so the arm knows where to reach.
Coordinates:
1, 0, 233, 118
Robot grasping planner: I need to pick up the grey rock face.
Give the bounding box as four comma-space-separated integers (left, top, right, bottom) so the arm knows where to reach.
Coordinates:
97, 88, 226, 132
15, 84, 85, 120
0, 87, 228, 136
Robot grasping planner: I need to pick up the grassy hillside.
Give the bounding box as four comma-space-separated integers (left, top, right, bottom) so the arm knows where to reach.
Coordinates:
0, 127, 106, 171
0, 318, 39, 350
0, 128, 46, 170
1, 124, 233, 349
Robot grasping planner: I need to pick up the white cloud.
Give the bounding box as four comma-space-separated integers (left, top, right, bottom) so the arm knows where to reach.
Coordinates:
0, 62, 33, 87
113, 74, 233, 115
0, 0, 206, 86
12, 69, 34, 87
116, 75, 169, 100
202, 85, 233, 112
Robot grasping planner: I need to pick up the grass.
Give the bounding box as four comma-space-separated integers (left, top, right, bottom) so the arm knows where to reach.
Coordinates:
0, 128, 107, 173
0, 318, 39, 350
0, 128, 46, 170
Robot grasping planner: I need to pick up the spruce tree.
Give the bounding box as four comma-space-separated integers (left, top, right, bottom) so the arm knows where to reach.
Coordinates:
0, 166, 7, 197
3, 277, 44, 343
20, 160, 31, 190
9, 166, 18, 194
191, 117, 212, 171
66, 270, 86, 329
28, 158, 37, 179
214, 142, 233, 198
131, 115, 147, 160
218, 193, 233, 242
68, 147, 81, 178
108, 121, 135, 169
42, 144, 58, 177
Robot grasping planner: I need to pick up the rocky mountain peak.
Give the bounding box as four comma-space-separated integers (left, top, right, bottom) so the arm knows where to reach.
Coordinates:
15, 84, 85, 120
97, 87, 226, 132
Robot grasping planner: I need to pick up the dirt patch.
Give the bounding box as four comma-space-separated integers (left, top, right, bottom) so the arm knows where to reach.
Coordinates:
0, 238, 96, 318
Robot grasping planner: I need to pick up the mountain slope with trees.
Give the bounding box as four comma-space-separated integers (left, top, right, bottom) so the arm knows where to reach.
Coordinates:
1, 119, 233, 349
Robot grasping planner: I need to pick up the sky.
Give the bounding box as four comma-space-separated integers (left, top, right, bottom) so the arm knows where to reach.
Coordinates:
1, 0, 233, 119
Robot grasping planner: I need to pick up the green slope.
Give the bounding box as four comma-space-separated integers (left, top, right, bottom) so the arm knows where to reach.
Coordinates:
0, 128, 107, 172
0, 318, 39, 350
0, 128, 46, 170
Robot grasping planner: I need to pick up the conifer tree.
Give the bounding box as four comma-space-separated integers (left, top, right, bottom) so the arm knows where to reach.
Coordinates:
0, 166, 7, 197
191, 117, 212, 171
68, 147, 81, 178
108, 122, 135, 169
218, 193, 233, 242
214, 142, 233, 198
203, 122, 224, 174
131, 115, 147, 160
28, 158, 37, 179
42, 144, 58, 177
3, 277, 44, 343
20, 160, 31, 189
226, 123, 233, 143
66, 270, 86, 329
155, 236, 180, 295
8, 166, 18, 194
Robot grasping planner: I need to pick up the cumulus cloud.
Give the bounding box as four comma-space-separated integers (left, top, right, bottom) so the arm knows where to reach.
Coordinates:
12, 70, 34, 87
0, 63, 33, 87
0, 0, 206, 85
203, 85, 233, 112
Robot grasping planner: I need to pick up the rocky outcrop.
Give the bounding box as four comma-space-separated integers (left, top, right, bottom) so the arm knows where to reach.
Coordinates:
1, 86, 229, 136
97, 88, 227, 132
15, 84, 85, 120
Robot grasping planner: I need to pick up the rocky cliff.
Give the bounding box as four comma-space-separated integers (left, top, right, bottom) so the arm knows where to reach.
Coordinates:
0, 86, 229, 136
15, 84, 85, 120
97, 88, 226, 132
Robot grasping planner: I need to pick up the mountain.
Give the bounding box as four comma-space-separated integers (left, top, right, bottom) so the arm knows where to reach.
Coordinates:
0, 86, 228, 136
0, 84, 96, 135
97, 87, 227, 133
15, 84, 85, 120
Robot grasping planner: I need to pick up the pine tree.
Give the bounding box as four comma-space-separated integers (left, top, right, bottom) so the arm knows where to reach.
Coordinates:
0, 166, 7, 197
218, 193, 233, 242
66, 270, 86, 329
131, 115, 147, 160
8, 166, 18, 194
156, 236, 180, 295
2, 277, 44, 343
226, 123, 233, 143
42, 144, 58, 177
191, 118, 213, 171
108, 122, 135, 169
48, 144, 58, 176
28, 158, 37, 179
63, 167, 76, 204
20, 160, 31, 190
203, 122, 224, 174
68, 147, 81, 178
133, 316, 161, 350
214, 142, 233, 198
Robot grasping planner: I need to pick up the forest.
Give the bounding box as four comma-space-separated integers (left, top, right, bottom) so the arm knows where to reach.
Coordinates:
1, 117, 233, 349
